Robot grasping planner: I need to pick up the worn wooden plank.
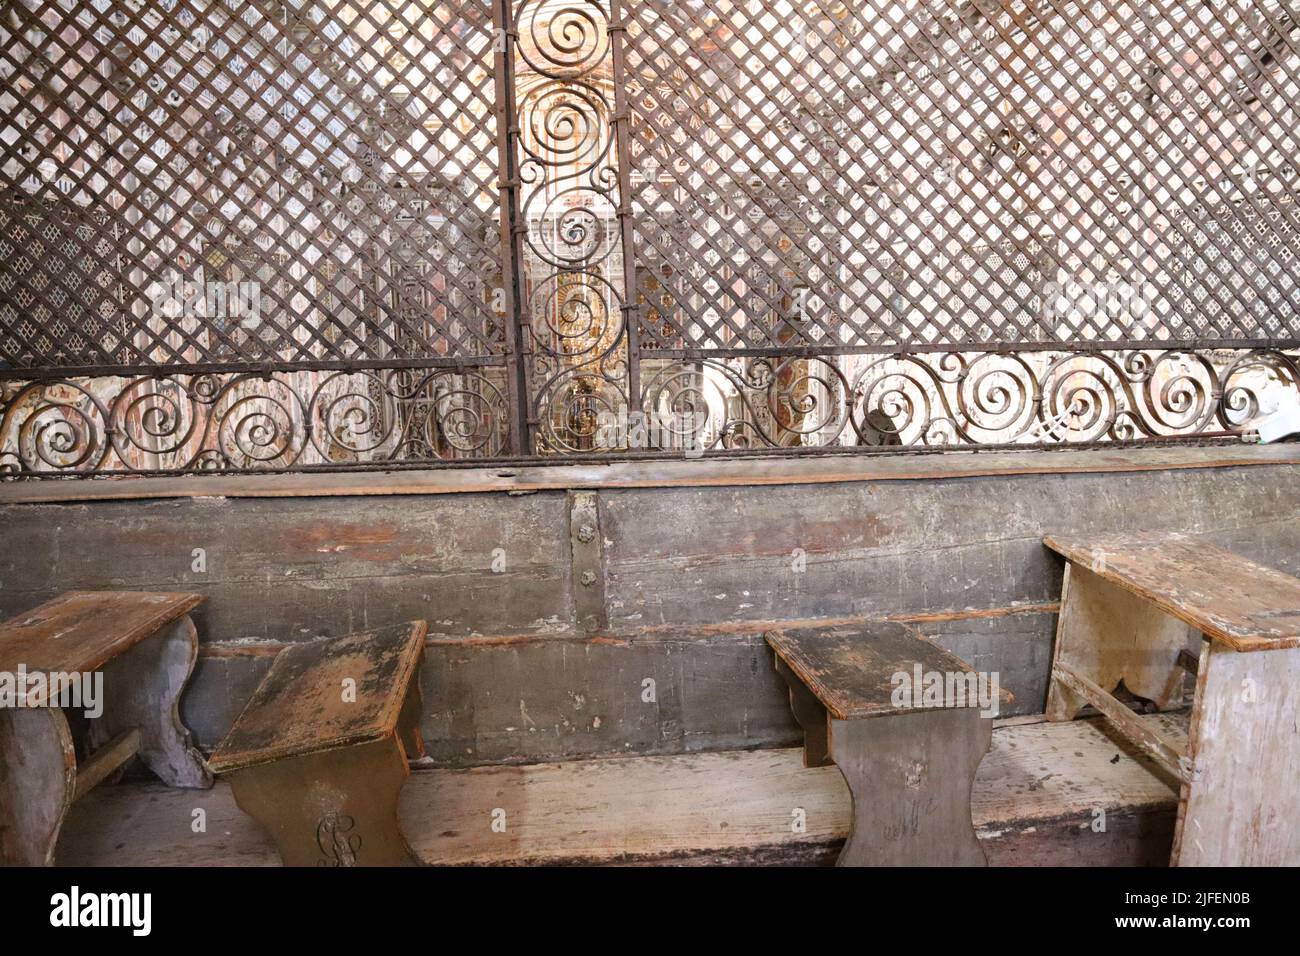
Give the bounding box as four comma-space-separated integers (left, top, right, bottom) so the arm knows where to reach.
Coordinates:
909, 608, 1055, 715
774, 656, 831, 766
225, 737, 419, 866
1201, 518, 1300, 579
766, 622, 1010, 719
175, 610, 1053, 760
601, 468, 1300, 628
421, 629, 803, 767
58, 715, 1184, 866
1045, 533, 1300, 650
0, 708, 76, 866
0, 494, 572, 641
3, 445, 1297, 505
0, 591, 202, 686
171, 628, 806, 759
87, 616, 211, 789
208, 621, 427, 772
831, 708, 989, 865
1173, 643, 1300, 865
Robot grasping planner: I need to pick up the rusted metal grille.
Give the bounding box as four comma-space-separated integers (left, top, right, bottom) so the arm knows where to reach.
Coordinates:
2, 0, 1299, 476
1, 0, 505, 372
624, 0, 1300, 351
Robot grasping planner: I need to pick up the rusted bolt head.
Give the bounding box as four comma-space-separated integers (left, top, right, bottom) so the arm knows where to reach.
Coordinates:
580, 570, 597, 587
577, 524, 596, 543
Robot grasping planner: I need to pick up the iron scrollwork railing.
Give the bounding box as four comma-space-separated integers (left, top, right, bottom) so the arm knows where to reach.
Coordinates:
0, 368, 509, 473
2, 1, 1299, 478
510, 0, 637, 455
640, 348, 1300, 449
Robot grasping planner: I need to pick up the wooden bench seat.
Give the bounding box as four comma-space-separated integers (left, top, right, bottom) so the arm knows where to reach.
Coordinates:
58, 717, 1189, 867
766, 622, 1009, 866
208, 621, 428, 867
0, 591, 211, 866
1046, 534, 1300, 651
1044, 532, 1300, 865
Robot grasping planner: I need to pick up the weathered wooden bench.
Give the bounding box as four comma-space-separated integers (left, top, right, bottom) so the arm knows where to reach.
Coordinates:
766, 622, 1007, 866
1045, 533, 1300, 865
208, 621, 428, 867
0, 591, 212, 866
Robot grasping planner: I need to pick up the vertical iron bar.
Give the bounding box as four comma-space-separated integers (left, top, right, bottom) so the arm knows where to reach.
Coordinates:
492, 0, 531, 455
608, 0, 641, 416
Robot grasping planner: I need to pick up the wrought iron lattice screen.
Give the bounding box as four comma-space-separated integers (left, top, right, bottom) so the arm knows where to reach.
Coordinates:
1, 0, 1299, 476
627, 0, 1300, 351
2, 0, 506, 369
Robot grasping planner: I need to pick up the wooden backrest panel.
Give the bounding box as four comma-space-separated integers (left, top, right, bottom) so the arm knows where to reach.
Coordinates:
766, 622, 1009, 720
0, 591, 202, 681
1044, 534, 1300, 651
208, 621, 427, 772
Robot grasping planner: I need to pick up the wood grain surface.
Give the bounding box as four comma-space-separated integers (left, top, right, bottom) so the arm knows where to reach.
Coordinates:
208, 620, 427, 772
59, 715, 1185, 866
0, 591, 203, 687
1045, 533, 1300, 650
767, 622, 1011, 719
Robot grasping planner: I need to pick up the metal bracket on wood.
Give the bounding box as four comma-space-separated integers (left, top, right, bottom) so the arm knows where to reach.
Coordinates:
568, 491, 607, 633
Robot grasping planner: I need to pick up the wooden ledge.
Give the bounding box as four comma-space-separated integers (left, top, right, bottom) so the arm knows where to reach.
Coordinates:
194, 603, 1062, 660
1, 443, 1296, 505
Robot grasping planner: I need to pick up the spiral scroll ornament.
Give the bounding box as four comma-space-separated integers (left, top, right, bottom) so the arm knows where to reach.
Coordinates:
512, 2, 632, 454
514, 1, 612, 79
0, 348, 1296, 476
630, 349, 1300, 455
0, 368, 511, 476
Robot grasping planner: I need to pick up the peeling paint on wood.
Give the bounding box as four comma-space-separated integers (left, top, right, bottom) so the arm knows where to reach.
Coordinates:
1046, 533, 1300, 650
209, 621, 427, 772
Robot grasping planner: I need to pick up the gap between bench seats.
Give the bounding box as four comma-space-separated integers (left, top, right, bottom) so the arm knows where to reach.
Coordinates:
57, 713, 1184, 866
